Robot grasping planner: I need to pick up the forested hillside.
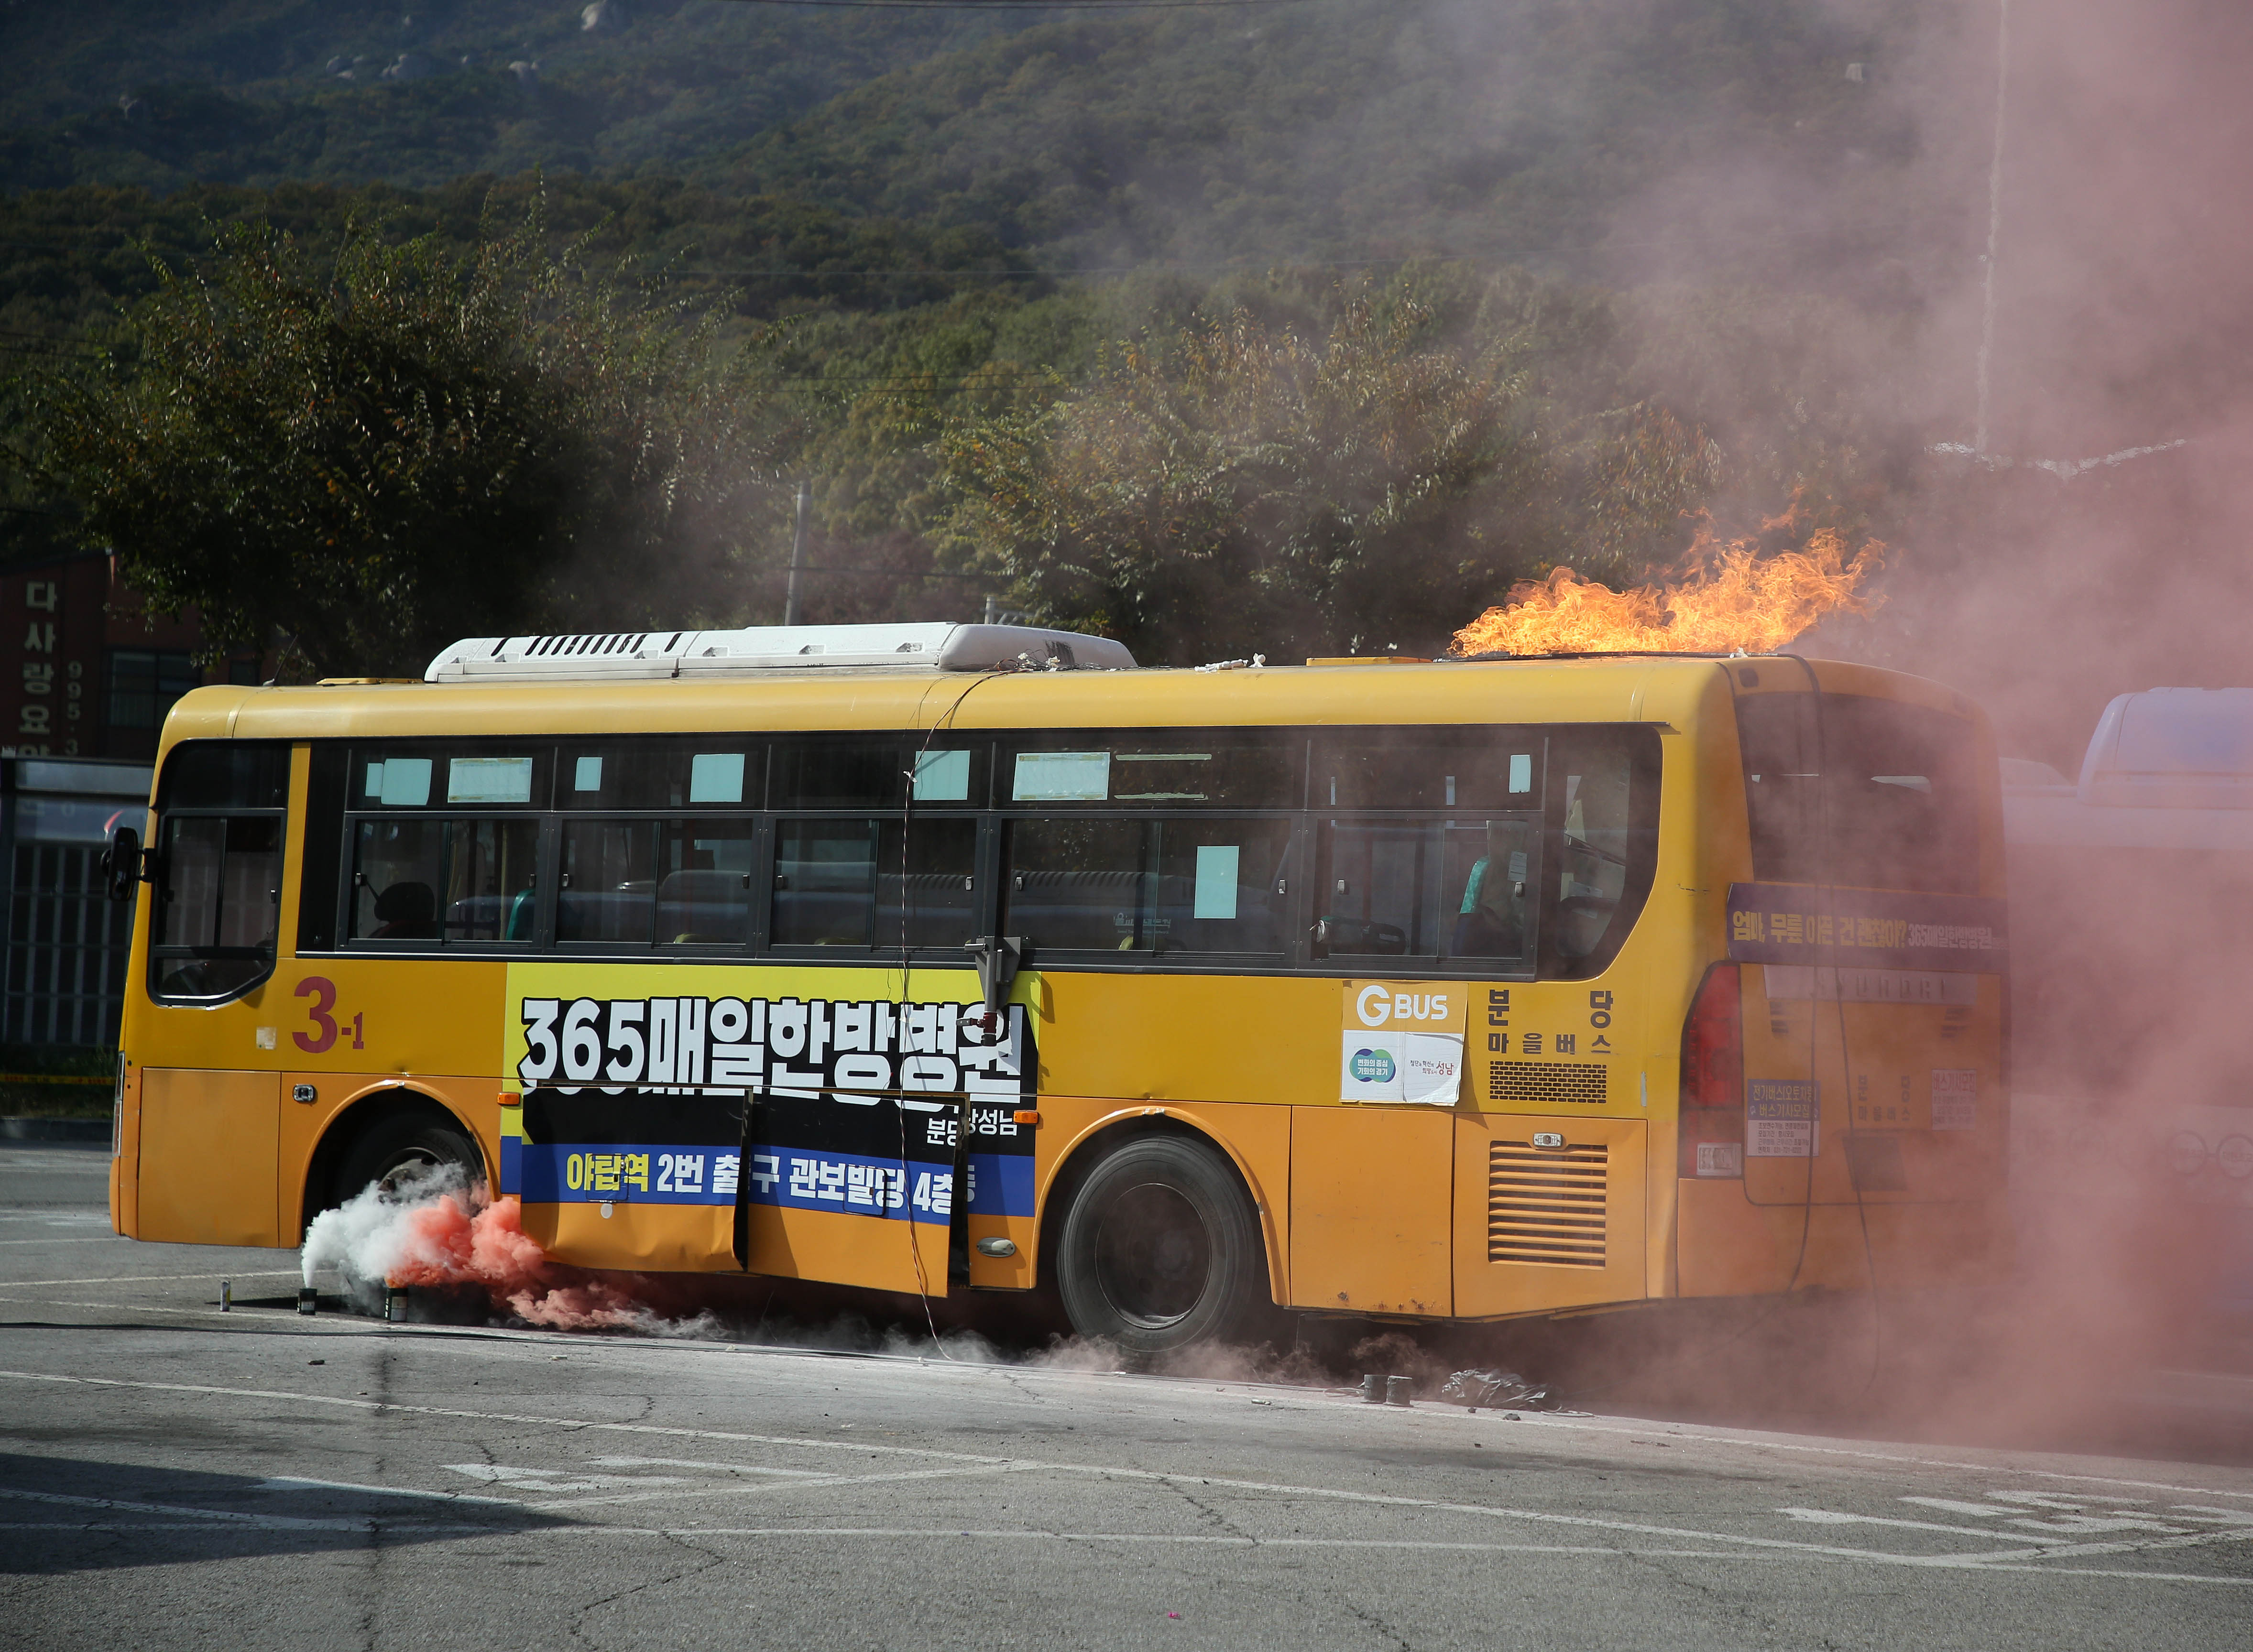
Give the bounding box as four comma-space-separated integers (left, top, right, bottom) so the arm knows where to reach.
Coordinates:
0, 0, 1969, 664
0, 0, 1021, 190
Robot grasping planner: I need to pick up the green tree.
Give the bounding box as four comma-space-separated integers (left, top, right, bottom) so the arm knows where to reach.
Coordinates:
937, 294, 1710, 663
17, 197, 793, 678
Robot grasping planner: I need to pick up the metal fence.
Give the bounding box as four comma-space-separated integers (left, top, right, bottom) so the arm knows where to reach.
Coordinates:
0, 757, 150, 1052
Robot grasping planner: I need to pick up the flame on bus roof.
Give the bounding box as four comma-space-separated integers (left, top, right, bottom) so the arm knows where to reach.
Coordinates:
1450, 521, 1885, 658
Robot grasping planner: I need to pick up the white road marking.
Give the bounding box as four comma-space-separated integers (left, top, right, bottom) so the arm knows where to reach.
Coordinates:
1970, 1526, 2253, 1565
0, 1271, 300, 1287
588, 1455, 830, 1477
0, 1517, 2245, 1583
1782, 1507, 2070, 1543
0, 1485, 359, 1531
0, 1235, 131, 1245
524, 1461, 1045, 1513
445, 1464, 698, 1493
0, 1296, 297, 1318
5, 1366, 2251, 1583
0, 1214, 112, 1225
1900, 1496, 2015, 1519
255, 1476, 525, 1507
1526, 1411, 2253, 1503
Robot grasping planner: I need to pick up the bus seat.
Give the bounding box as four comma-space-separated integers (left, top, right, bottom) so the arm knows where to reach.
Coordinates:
372, 881, 438, 939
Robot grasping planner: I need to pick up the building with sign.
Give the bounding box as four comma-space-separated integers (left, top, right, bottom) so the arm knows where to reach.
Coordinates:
1, 548, 266, 763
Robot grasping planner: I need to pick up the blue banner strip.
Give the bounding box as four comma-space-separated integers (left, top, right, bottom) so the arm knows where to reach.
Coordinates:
516, 1141, 955, 1226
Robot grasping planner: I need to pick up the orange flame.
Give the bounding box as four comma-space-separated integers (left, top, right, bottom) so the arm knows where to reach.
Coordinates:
1451, 524, 1884, 657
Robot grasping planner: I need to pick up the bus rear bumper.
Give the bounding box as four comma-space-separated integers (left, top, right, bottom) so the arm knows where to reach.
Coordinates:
1678, 1179, 2010, 1296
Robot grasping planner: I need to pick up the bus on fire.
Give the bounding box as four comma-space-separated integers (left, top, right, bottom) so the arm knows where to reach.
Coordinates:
103, 622, 2011, 1353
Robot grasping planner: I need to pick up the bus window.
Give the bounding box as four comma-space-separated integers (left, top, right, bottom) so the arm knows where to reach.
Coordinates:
775, 738, 991, 811
1316, 730, 1542, 810
876, 819, 981, 949
1443, 819, 1535, 959
656, 820, 757, 946
156, 740, 289, 811
558, 820, 656, 945
775, 818, 978, 948
1546, 728, 1662, 976
152, 815, 282, 998
1738, 693, 1980, 894
1005, 732, 1299, 809
355, 747, 548, 811
149, 739, 290, 1001
351, 817, 537, 944
1005, 818, 1291, 954
558, 741, 765, 810
1319, 821, 1434, 955
1315, 817, 1538, 962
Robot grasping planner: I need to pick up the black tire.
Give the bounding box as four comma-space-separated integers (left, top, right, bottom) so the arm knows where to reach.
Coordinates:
334, 1111, 483, 1206
1055, 1134, 1269, 1359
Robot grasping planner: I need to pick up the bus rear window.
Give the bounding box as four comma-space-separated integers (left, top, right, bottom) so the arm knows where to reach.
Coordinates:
1738, 693, 1981, 894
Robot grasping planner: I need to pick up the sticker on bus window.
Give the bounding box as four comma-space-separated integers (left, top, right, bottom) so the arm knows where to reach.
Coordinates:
1192, 845, 1240, 920
1931, 1069, 1977, 1130
1340, 980, 1466, 1104
1747, 1079, 1819, 1157
1013, 751, 1111, 801
448, 756, 535, 804
912, 749, 972, 801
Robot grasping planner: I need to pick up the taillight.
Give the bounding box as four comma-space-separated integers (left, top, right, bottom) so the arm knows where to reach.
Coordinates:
1678, 963, 1744, 1178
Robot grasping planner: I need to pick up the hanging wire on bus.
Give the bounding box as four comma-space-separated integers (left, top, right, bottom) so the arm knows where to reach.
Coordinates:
892, 659, 1036, 1357
1780, 651, 1888, 1398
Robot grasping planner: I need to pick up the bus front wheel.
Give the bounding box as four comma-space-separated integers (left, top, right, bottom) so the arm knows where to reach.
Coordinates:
334, 1111, 483, 1207
1054, 1134, 1269, 1359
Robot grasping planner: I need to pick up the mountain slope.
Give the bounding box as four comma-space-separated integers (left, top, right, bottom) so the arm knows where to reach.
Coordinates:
0, 0, 1027, 191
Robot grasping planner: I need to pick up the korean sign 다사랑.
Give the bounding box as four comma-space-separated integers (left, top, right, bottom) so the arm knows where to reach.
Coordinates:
1340, 980, 1466, 1105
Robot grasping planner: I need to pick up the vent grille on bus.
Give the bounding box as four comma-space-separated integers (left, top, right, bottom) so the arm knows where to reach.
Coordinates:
1487, 1061, 1608, 1106
521, 633, 656, 659
1488, 1140, 1608, 1267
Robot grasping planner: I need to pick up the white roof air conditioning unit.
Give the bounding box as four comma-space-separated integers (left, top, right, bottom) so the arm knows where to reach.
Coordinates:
424, 623, 1135, 683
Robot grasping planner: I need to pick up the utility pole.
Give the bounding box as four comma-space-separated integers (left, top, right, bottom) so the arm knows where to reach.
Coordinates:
783, 479, 809, 627
1974, 0, 2011, 456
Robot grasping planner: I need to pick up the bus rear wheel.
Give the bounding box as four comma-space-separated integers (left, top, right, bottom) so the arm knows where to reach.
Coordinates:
335, 1112, 482, 1206
1054, 1135, 1268, 1359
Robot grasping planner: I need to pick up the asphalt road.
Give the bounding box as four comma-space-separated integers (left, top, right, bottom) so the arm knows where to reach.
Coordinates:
4, 1139, 2251, 1651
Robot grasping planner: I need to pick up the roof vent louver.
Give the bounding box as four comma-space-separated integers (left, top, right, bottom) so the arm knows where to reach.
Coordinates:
424, 623, 1135, 683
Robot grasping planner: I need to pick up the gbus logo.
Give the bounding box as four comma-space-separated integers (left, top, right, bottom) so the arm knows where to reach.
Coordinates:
1355, 984, 1458, 1029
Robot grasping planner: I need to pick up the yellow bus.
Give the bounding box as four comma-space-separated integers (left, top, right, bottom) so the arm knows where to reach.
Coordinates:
105, 624, 2011, 1354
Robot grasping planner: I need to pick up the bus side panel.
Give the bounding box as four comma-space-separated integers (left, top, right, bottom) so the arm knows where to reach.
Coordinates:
740, 1205, 950, 1296
1452, 1114, 1646, 1315
137, 1068, 283, 1248
1039, 973, 1335, 1108
1289, 1106, 1452, 1315
111, 1061, 142, 1238
529, 1200, 743, 1277
1676, 1178, 1791, 1296
1678, 1190, 1881, 1295
1676, 1191, 2002, 1295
